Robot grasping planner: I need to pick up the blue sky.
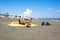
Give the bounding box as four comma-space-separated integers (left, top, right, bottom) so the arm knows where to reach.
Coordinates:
0, 0, 60, 18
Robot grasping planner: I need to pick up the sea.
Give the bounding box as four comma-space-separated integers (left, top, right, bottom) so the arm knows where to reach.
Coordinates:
40, 18, 60, 20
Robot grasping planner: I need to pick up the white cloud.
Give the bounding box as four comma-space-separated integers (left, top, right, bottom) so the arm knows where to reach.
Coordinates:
56, 10, 60, 12
48, 8, 51, 10
24, 8, 32, 17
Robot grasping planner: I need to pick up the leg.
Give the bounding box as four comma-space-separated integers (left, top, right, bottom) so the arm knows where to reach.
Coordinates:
18, 19, 21, 24
24, 22, 30, 28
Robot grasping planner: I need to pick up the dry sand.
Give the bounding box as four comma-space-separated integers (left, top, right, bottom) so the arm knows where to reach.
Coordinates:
0, 18, 60, 40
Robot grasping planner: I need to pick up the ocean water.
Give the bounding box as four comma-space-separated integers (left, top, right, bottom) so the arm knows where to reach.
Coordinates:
40, 18, 60, 20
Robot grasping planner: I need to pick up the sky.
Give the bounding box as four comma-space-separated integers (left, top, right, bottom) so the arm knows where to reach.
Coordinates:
0, 0, 60, 18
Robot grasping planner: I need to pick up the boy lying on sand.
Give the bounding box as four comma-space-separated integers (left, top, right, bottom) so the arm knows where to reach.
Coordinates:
14, 18, 32, 27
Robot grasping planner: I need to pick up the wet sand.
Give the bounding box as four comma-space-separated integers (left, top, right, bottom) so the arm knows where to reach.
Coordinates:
0, 18, 60, 40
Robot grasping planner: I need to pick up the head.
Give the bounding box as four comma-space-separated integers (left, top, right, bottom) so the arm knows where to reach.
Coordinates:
28, 18, 32, 21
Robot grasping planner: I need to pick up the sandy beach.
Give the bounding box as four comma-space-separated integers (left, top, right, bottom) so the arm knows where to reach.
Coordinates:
0, 18, 60, 40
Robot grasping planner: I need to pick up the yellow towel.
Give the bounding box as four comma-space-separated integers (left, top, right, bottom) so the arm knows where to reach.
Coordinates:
8, 22, 37, 27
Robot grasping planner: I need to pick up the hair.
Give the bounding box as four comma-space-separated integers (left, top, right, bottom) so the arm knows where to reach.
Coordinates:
30, 18, 32, 19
